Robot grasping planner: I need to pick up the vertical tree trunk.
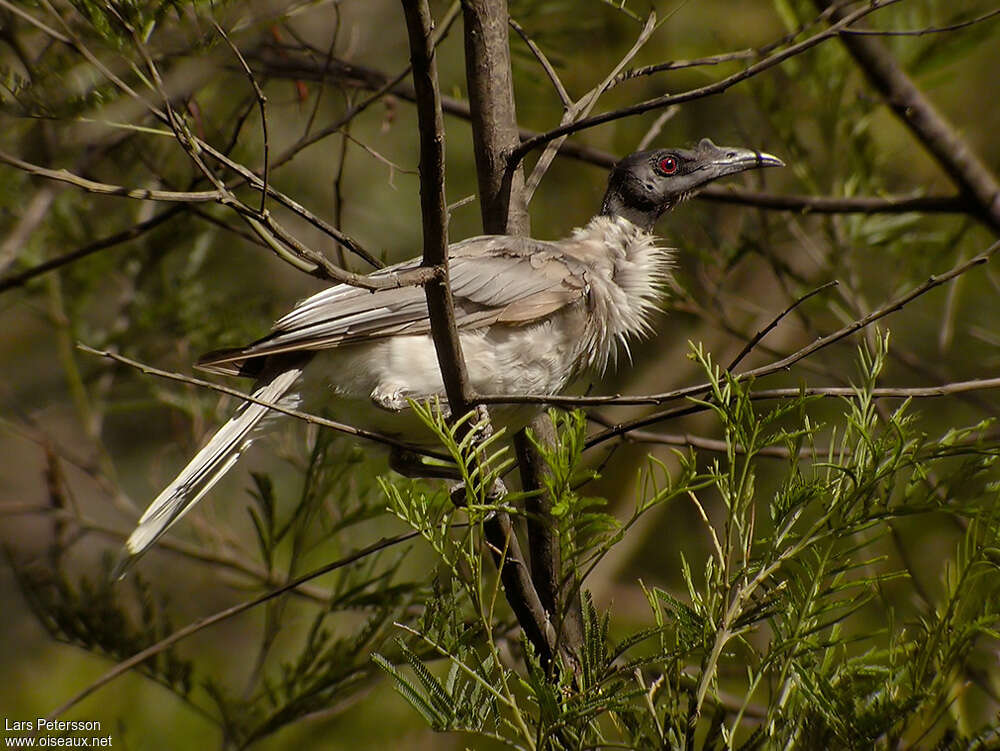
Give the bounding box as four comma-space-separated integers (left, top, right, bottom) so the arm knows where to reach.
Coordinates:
461, 0, 583, 667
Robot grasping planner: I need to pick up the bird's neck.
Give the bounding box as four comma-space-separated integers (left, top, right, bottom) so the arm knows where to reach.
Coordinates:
566, 215, 674, 372
599, 190, 671, 232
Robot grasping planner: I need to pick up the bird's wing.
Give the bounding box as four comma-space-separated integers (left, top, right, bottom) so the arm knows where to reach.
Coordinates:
198, 235, 588, 375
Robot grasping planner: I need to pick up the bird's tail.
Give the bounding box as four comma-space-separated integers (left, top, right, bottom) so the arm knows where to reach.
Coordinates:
114, 367, 303, 578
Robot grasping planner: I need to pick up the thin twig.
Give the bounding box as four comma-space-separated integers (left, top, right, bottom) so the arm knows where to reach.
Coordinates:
840, 8, 1000, 37
613, 1, 843, 84
816, 0, 1000, 232
78, 345, 450, 460
45, 529, 425, 721
605, 427, 803, 458
743, 380, 1000, 401
698, 187, 970, 214
212, 20, 270, 215
478, 374, 1000, 408
509, 18, 571, 108
0, 150, 222, 202
0, 143, 444, 291
511, 0, 902, 163
477, 240, 1000, 411
2, 504, 330, 601
0, 206, 183, 294
0, 0, 70, 41
522, 11, 657, 203
725, 281, 839, 373
636, 106, 679, 151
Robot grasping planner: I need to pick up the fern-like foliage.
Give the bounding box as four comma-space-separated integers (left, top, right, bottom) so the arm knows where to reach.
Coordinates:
376, 335, 1000, 749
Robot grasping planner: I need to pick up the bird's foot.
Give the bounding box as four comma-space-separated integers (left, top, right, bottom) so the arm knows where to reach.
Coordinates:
389, 448, 462, 480
448, 476, 507, 509
470, 404, 494, 440
370, 384, 412, 412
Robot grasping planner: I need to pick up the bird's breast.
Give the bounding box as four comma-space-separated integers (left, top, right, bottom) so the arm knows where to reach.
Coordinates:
293, 308, 591, 441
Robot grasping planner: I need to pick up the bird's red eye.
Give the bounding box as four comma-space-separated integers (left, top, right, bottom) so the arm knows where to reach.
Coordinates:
658, 156, 678, 175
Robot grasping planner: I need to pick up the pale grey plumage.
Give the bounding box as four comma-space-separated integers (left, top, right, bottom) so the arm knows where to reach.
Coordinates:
117, 139, 783, 575
199, 236, 589, 374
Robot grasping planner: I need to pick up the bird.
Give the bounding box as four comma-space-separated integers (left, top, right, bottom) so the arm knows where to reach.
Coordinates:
117, 138, 783, 574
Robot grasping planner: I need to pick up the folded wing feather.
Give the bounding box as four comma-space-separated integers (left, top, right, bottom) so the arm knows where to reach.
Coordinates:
198, 236, 588, 376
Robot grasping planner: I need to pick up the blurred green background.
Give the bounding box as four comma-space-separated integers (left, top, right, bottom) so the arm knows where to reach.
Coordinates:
1, 0, 999, 747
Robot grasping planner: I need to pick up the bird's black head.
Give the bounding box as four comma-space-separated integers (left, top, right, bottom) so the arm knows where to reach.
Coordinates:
600, 138, 784, 230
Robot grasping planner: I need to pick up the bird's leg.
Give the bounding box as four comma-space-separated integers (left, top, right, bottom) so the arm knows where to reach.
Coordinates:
388, 405, 506, 502
371, 384, 416, 413
469, 404, 493, 440
452, 405, 507, 505
388, 448, 462, 480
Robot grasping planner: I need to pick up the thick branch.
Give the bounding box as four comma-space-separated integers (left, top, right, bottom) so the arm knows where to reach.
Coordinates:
402, 0, 471, 416
816, 0, 1000, 232
462, 0, 529, 235
510, 0, 901, 162
515, 417, 567, 639
460, 0, 569, 664
254, 50, 972, 218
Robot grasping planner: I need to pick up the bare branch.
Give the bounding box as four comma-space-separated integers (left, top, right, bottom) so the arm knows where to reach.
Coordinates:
0, 150, 222, 202
725, 281, 839, 373
508, 18, 571, 109
212, 20, 270, 215
583, 378, 1000, 453
522, 11, 657, 203
510, 0, 901, 163
840, 8, 1000, 37
264, 0, 462, 180
477, 239, 1000, 409
611, 0, 841, 85
816, 0, 1000, 232
636, 106, 679, 151
461, 0, 572, 664
2, 504, 329, 602
0, 206, 183, 295
628, 430, 802, 458
45, 529, 425, 722
402, 0, 470, 416
79, 345, 449, 460
0, 135, 446, 291
697, 187, 970, 215
748, 380, 1000, 401
462, 0, 529, 235
482, 373, 1000, 411
0, 186, 57, 275
0, 0, 69, 41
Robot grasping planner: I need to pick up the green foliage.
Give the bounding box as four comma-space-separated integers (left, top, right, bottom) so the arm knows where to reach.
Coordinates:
374, 336, 1000, 749
8, 437, 433, 749
4, 0, 1000, 749
11, 553, 194, 696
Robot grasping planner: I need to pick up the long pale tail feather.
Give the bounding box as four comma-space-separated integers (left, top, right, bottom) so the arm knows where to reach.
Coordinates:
113, 367, 303, 579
